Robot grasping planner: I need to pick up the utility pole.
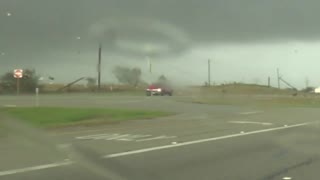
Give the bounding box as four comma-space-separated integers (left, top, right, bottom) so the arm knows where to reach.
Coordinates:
98, 43, 102, 91
305, 77, 309, 88
268, 76, 271, 87
208, 59, 211, 86
277, 68, 280, 89
149, 60, 152, 73
279, 77, 296, 90
147, 56, 152, 73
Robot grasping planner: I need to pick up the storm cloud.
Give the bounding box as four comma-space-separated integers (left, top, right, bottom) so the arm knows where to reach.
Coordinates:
1, 0, 320, 87
2, 0, 320, 46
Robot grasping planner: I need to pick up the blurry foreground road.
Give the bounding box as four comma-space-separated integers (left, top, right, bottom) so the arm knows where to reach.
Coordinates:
1, 94, 320, 180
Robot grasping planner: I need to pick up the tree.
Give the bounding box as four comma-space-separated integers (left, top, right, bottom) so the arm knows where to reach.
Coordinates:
0, 69, 39, 93
301, 87, 315, 93
158, 75, 167, 81
157, 75, 169, 86
112, 66, 142, 87
131, 67, 142, 87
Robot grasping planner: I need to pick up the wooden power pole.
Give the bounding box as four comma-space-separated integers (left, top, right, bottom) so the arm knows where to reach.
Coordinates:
98, 43, 102, 91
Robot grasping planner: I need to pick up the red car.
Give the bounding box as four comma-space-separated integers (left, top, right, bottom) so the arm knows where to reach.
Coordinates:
146, 84, 173, 96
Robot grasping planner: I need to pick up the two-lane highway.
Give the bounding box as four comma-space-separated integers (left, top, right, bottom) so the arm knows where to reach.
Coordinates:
1, 94, 320, 180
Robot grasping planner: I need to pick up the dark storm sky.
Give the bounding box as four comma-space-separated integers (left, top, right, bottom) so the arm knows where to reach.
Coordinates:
1, 0, 320, 87
2, 0, 320, 46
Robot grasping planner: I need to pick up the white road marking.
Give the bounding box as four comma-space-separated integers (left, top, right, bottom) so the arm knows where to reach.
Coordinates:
121, 134, 152, 141
103, 122, 311, 158
239, 111, 264, 115
115, 137, 135, 141
282, 177, 292, 180
76, 133, 161, 142
229, 121, 273, 126
106, 134, 131, 140
0, 122, 312, 177
0, 160, 73, 177
136, 136, 177, 142
99, 134, 122, 140
76, 133, 117, 140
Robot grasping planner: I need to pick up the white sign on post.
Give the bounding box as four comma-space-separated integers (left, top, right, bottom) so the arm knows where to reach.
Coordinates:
13, 69, 23, 95
13, 69, 23, 78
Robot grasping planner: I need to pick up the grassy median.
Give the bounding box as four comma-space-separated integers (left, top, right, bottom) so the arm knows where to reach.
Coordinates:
0, 107, 172, 128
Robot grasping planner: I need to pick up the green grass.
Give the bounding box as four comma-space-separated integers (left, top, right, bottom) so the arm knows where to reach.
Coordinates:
180, 95, 320, 108
177, 84, 320, 108
0, 107, 172, 128
189, 84, 296, 95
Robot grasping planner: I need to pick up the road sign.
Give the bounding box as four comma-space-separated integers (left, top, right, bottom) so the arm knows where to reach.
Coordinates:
14, 69, 23, 78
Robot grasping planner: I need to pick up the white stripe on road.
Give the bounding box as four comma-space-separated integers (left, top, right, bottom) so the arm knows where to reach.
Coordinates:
136, 136, 177, 142
120, 134, 152, 141
76, 134, 153, 141
282, 177, 292, 180
0, 160, 73, 177
76, 133, 116, 140
229, 121, 273, 126
106, 134, 131, 140
0, 122, 312, 177
239, 111, 264, 115
103, 122, 311, 158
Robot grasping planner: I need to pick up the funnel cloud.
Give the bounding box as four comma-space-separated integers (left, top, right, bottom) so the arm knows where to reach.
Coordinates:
1, 0, 320, 88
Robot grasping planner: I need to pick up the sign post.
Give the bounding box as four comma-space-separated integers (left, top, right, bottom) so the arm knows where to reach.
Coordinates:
16, 78, 20, 95
13, 69, 23, 95
35, 87, 39, 107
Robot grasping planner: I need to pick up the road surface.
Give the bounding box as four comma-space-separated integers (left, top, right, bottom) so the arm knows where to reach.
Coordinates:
0, 94, 319, 180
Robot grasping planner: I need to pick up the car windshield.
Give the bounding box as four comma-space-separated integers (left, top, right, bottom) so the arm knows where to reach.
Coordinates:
1, 0, 320, 180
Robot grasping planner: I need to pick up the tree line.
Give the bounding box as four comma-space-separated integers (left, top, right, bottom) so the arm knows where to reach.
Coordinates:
0, 69, 38, 93
0, 66, 168, 93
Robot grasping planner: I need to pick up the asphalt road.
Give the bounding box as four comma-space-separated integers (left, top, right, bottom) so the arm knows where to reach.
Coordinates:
1, 94, 320, 180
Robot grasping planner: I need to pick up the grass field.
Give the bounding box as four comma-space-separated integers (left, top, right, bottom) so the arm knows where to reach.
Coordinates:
180, 95, 320, 108
0, 107, 172, 128
187, 84, 297, 95
174, 83, 320, 108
